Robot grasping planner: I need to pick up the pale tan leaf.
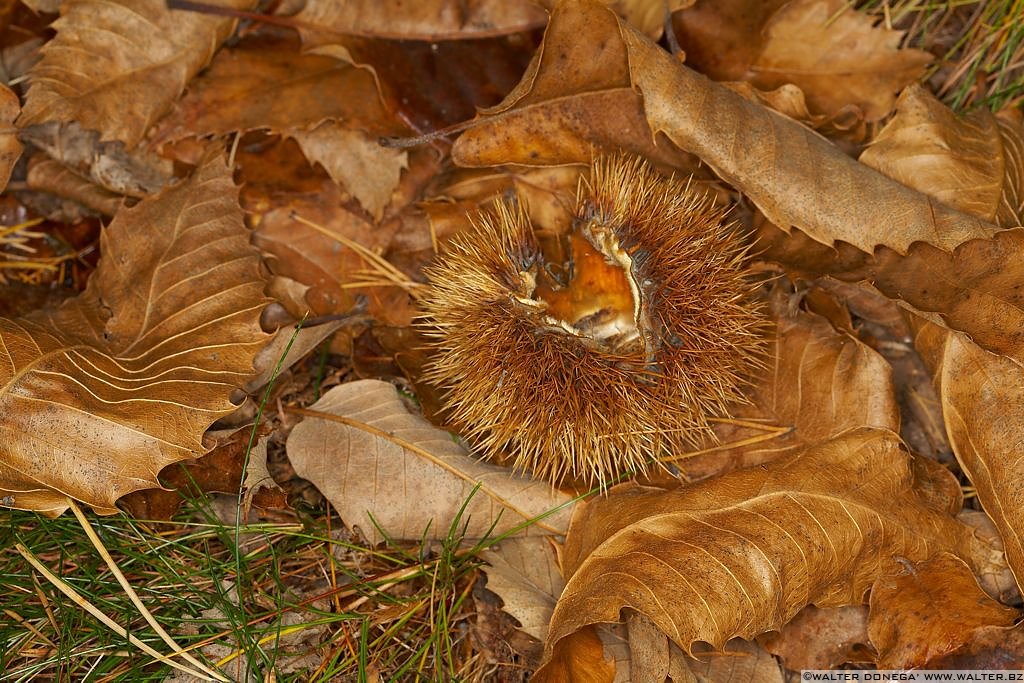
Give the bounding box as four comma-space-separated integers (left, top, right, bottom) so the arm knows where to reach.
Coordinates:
480, 537, 565, 642
18, 0, 254, 148
291, 124, 408, 221
750, 0, 931, 121
860, 84, 1021, 226
285, 380, 574, 545
869, 552, 1019, 668
0, 153, 270, 515
0, 83, 21, 192
533, 429, 993, 679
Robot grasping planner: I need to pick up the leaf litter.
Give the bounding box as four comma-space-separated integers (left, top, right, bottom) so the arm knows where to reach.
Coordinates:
1, 0, 1023, 679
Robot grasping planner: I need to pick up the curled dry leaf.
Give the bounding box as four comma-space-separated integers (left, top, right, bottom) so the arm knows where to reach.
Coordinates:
18, 0, 254, 148
150, 34, 409, 219
533, 429, 993, 679
746, 0, 930, 121
0, 82, 21, 192
914, 323, 1024, 590
453, 0, 997, 254
678, 287, 899, 481
860, 84, 1024, 227
296, 0, 548, 44
0, 153, 270, 515
869, 552, 1019, 668
20, 121, 172, 196
285, 380, 574, 545
27, 155, 123, 216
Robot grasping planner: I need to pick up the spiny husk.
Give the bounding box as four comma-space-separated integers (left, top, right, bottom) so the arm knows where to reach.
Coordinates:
420, 155, 769, 487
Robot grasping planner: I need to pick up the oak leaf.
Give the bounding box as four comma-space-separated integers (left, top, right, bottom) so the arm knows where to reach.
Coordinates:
480, 537, 565, 642
0, 153, 270, 516
285, 380, 574, 545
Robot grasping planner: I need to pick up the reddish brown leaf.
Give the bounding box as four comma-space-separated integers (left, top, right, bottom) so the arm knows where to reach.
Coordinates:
869, 552, 1019, 668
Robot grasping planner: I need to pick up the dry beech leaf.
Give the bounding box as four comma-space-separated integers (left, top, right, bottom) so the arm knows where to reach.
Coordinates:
0, 82, 21, 192
18, 0, 253, 148
748, 0, 930, 121
679, 288, 899, 481
0, 153, 270, 516
453, 0, 997, 254
296, 0, 548, 44
285, 380, 574, 545
150, 34, 409, 219
869, 552, 1019, 668
860, 84, 1024, 226
480, 537, 565, 642
20, 121, 172, 197
27, 155, 123, 216
149, 34, 397, 146
532, 428, 993, 679
759, 605, 870, 670
687, 639, 784, 683
914, 323, 1024, 589
291, 124, 408, 221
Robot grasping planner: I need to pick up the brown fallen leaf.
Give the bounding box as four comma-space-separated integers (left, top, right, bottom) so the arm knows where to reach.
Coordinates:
18, 0, 254, 148
296, 0, 548, 43
672, 0, 789, 83
747, 0, 931, 121
20, 121, 172, 196
284, 380, 574, 545
759, 605, 870, 670
453, 0, 997, 254
0, 152, 270, 516
869, 552, 1019, 668
150, 34, 409, 219
860, 84, 1024, 227
291, 124, 408, 221
480, 537, 565, 642
678, 285, 899, 481
914, 323, 1024, 591
533, 428, 994, 679
26, 155, 123, 217
0, 82, 20, 192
